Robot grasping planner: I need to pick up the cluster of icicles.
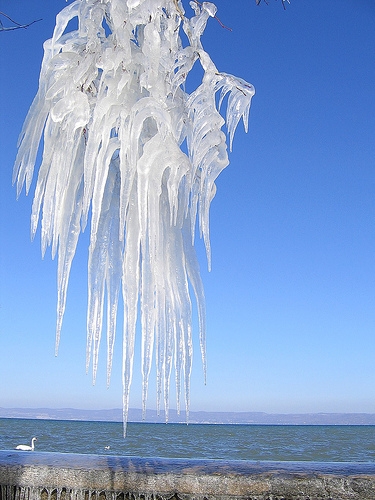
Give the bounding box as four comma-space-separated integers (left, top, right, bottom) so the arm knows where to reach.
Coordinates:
13, 0, 255, 433
2, 486, 174, 500
2, 486, 218, 500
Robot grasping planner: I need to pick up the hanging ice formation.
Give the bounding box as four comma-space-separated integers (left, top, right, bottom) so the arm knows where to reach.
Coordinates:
13, 0, 255, 433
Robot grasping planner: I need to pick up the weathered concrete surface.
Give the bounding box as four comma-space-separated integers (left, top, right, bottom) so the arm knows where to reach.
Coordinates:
1, 451, 375, 500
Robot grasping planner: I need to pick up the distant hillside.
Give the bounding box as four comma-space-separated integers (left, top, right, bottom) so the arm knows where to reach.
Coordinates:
1, 407, 375, 425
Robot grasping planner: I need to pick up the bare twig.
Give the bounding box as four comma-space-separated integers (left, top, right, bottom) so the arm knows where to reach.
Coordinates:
255, 0, 290, 9
191, 0, 232, 31
0, 11, 42, 31
172, 1, 232, 32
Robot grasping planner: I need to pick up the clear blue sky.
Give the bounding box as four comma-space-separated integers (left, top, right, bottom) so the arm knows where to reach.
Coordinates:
1, 0, 374, 416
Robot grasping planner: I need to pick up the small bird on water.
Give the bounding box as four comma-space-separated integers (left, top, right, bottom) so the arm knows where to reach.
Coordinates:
16, 437, 37, 451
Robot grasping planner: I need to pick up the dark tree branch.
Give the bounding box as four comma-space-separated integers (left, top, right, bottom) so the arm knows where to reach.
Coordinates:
191, 0, 232, 31
0, 11, 42, 32
255, 0, 290, 9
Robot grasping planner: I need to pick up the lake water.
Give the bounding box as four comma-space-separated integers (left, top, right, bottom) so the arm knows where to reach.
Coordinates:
1, 418, 375, 462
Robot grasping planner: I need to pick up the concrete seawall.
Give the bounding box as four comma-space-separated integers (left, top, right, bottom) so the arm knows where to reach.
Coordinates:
1, 451, 375, 500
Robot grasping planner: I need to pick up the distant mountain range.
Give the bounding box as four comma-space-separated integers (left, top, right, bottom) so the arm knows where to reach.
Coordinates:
1, 407, 375, 425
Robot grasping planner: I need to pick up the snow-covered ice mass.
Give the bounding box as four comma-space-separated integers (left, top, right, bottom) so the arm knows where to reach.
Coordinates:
13, 0, 255, 434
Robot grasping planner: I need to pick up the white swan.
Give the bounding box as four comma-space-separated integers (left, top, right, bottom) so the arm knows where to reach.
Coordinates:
16, 437, 37, 451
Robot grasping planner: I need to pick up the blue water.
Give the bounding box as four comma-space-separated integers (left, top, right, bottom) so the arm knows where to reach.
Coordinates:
1, 418, 375, 462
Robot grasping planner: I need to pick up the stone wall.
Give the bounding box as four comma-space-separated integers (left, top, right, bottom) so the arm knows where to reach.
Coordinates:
1, 451, 375, 500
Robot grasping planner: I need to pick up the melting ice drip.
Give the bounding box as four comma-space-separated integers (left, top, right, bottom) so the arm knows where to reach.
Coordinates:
13, 0, 255, 433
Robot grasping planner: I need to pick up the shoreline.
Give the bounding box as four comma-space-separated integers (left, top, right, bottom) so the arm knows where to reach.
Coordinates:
2, 408, 375, 425
1, 451, 375, 499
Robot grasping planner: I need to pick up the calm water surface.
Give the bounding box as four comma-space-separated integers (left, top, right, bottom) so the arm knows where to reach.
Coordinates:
1, 419, 375, 462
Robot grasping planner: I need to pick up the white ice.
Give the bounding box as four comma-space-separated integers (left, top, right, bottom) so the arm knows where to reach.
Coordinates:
13, 0, 255, 435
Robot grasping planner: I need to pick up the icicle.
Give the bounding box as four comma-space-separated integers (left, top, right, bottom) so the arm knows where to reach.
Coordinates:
13, 0, 255, 435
